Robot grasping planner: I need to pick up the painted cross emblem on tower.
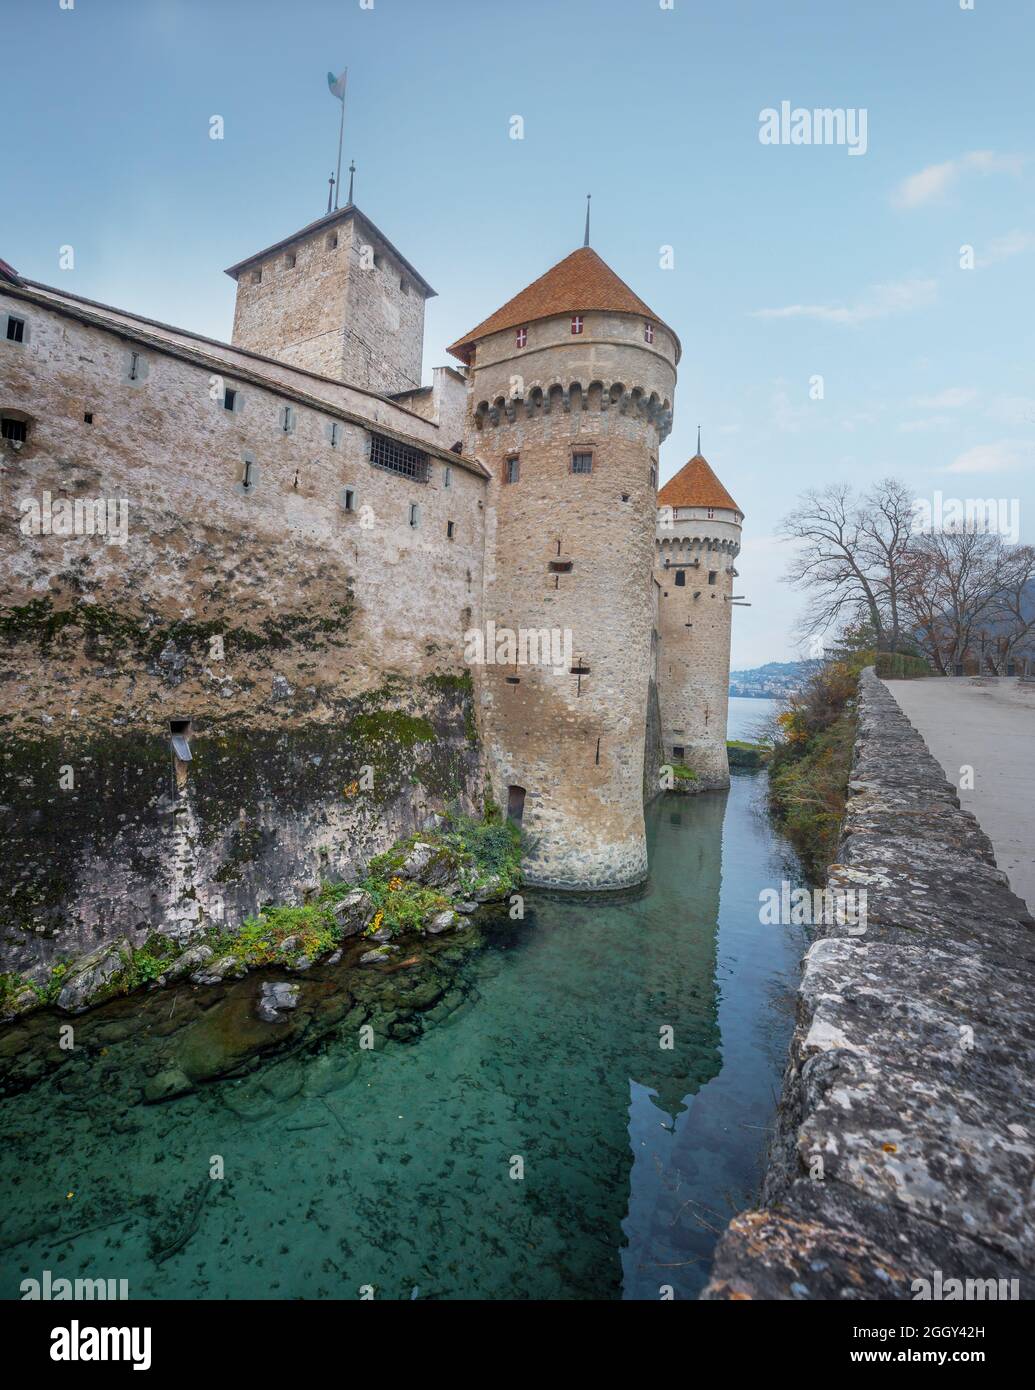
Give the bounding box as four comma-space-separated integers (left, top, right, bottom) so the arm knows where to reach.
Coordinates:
571, 315, 584, 335
515, 327, 528, 348
644, 322, 655, 344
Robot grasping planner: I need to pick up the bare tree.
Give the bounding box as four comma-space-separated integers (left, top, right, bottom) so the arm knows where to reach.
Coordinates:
899, 528, 1004, 674
984, 545, 1035, 672
780, 481, 915, 652
779, 485, 890, 650
857, 477, 916, 653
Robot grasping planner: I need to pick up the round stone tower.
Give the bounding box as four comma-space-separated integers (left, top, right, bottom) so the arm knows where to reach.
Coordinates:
448, 245, 679, 890
655, 448, 743, 788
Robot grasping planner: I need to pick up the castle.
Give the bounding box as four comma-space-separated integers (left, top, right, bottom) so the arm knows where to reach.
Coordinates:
0, 197, 742, 975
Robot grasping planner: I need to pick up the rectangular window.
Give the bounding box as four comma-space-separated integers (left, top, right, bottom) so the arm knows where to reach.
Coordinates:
6, 317, 25, 343
343, 486, 356, 512
84, 412, 93, 424
251, 269, 262, 284
443, 465, 452, 488
707, 507, 715, 519
326, 233, 338, 250
675, 570, 686, 587
284, 252, 296, 269
708, 571, 717, 585
505, 456, 520, 484
571, 452, 593, 474
644, 322, 655, 344
516, 326, 528, 348
673, 745, 685, 759
447, 520, 455, 540
409, 503, 420, 528
224, 388, 237, 412
369, 432, 429, 482
571, 315, 583, 335
650, 463, 657, 489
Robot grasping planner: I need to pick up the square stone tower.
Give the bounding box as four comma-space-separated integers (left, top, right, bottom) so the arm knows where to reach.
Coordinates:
225, 204, 435, 394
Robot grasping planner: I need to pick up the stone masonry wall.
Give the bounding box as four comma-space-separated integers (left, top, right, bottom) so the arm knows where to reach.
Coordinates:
0, 290, 485, 979
703, 668, 1035, 1299
655, 520, 739, 788
467, 314, 676, 890
229, 215, 426, 394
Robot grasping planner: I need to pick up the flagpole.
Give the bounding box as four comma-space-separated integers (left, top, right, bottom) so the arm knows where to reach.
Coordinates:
334, 72, 347, 210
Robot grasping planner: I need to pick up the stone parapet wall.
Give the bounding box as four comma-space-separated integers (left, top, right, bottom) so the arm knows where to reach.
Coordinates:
703, 666, 1035, 1299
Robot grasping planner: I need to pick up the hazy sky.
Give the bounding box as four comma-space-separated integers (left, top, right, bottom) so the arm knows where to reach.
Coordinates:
3, 0, 1032, 668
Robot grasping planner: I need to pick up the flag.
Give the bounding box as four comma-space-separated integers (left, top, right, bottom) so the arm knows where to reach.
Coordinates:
327, 68, 347, 102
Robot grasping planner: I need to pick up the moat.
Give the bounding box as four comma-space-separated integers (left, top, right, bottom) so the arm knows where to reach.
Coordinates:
0, 777, 806, 1301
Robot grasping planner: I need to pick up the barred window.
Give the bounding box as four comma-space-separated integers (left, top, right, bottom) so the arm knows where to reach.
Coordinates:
369, 432, 429, 482
571, 452, 593, 474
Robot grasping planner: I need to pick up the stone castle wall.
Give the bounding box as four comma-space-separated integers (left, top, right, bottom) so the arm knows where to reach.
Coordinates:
466, 314, 676, 889
0, 287, 485, 978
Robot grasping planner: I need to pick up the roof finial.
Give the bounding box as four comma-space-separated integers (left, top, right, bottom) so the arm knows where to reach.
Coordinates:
697, 424, 702, 455
326, 171, 336, 215
584, 193, 591, 248
347, 161, 356, 205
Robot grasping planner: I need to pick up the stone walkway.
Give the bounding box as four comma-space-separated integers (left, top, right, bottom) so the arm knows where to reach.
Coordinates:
884, 675, 1035, 914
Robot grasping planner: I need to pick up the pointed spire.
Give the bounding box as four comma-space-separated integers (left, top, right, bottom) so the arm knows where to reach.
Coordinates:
697, 424, 702, 455
584, 193, 591, 248
326, 172, 336, 215
347, 161, 356, 205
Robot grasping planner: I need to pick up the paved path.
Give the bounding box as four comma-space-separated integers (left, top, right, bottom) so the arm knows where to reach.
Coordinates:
883, 675, 1035, 914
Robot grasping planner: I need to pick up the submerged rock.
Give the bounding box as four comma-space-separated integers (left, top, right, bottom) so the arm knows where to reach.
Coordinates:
359, 947, 397, 965
257, 981, 301, 1023
142, 1065, 193, 1104
426, 911, 458, 935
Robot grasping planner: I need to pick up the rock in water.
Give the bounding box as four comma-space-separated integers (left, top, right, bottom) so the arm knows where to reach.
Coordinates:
257, 981, 301, 1023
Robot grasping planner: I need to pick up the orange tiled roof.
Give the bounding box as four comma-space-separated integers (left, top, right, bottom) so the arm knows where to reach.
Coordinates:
658, 454, 741, 514
447, 246, 678, 363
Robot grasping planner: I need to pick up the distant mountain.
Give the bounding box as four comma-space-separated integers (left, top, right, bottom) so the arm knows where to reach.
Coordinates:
729, 660, 820, 698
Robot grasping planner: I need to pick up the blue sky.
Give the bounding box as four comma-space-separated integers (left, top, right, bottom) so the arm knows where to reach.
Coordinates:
3, 0, 1033, 667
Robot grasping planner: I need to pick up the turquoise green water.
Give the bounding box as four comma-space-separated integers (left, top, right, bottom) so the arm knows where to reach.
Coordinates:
0, 778, 805, 1300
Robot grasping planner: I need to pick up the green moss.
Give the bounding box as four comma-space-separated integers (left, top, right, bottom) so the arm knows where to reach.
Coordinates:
348, 710, 436, 747
672, 763, 699, 783
0, 595, 356, 659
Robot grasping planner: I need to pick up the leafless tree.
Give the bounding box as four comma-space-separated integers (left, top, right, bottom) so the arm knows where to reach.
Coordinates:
779, 480, 914, 652
899, 528, 1004, 674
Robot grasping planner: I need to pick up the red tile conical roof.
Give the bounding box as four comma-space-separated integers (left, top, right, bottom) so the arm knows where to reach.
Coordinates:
658, 454, 741, 515
447, 246, 678, 363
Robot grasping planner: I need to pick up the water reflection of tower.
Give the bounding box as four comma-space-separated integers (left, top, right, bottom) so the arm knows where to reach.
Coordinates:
620, 790, 727, 1297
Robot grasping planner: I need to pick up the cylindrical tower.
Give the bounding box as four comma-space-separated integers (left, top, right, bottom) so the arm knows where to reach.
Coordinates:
448, 246, 679, 889
655, 450, 743, 788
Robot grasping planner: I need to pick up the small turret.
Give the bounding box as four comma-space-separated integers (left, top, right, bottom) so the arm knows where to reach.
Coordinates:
655, 447, 743, 788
